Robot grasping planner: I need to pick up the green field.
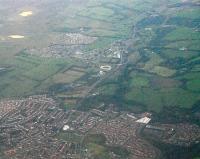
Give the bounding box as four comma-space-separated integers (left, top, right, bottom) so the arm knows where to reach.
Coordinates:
0, 0, 200, 159
118, 6, 200, 112
0, 0, 152, 98
176, 8, 200, 19
165, 27, 200, 41
98, 84, 118, 96
125, 87, 200, 112
56, 132, 82, 143
186, 79, 200, 92
83, 134, 130, 159
0, 0, 199, 115
0, 53, 71, 97
130, 76, 149, 88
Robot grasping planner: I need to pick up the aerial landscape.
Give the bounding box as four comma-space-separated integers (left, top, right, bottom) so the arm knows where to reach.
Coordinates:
0, 0, 200, 158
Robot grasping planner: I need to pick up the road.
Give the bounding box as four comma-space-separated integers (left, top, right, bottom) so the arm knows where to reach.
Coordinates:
76, 23, 139, 108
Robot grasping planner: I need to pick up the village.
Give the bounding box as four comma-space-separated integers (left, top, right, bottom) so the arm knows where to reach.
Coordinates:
25, 33, 126, 71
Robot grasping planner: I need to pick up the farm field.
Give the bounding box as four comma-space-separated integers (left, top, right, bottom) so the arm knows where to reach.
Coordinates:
0, 0, 199, 113
0, 0, 147, 98
0, 0, 200, 159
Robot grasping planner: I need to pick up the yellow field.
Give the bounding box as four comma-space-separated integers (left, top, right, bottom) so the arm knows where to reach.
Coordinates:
8, 35, 25, 39
53, 70, 85, 84
19, 11, 33, 17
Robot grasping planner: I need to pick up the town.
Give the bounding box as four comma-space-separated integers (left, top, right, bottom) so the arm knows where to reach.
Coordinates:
0, 95, 199, 159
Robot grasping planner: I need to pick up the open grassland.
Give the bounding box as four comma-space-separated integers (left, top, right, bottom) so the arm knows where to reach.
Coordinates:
83, 134, 110, 159
98, 83, 119, 96
130, 76, 149, 88
143, 53, 164, 70
151, 66, 176, 77
0, 0, 199, 115
87, 143, 110, 159
177, 72, 200, 81
165, 27, 200, 41
129, 72, 150, 88
162, 27, 200, 61
0, 53, 72, 98
186, 79, 200, 92
176, 8, 200, 19
53, 70, 85, 84
161, 48, 199, 60
23, 59, 66, 81
0, 0, 99, 97
83, 134, 130, 159
141, 53, 176, 77
52, 0, 150, 50
78, 7, 114, 21
166, 40, 200, 51
125, 87, 200, 112
122, 3, 200, 113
